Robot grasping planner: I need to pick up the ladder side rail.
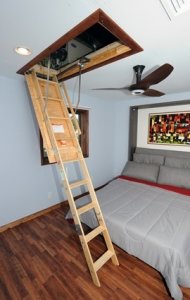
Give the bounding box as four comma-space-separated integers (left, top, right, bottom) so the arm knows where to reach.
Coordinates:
53, 78, 119, 269
32, 71, 66, 163
32, 70, 53, 122
60, 165, 100, 286
78, 159, 119, 266
61, 167, 85, 235
54, 77, 119, 266
25, 73, 56, 163
32, 71, 76, 158
34, 75, 88, 243
33, 73, 95, 258
52, 77, 84, 158
50, 76, 82, 153
60, 82, 81, 136
78, 233, 100, 287
34, 74, 88, 236
33, 71, 82, 166
59, 99, 81, 150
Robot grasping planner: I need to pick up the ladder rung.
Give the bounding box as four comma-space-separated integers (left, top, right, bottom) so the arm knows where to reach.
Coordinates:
70, 179, 88, 189
37, 77, 58, 84
77, 202, 95, 215
57, 138, 73, 143
62, 158, 83, 164
42, 96, 62, 101
53, 132, 76, 139
58, 147, 78, 153
94, 250, 113, 272
49, 116, 70, 120
85, 225, 105, 243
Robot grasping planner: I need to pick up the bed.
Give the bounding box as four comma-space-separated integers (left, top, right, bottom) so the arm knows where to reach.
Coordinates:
66, 148, 190, 300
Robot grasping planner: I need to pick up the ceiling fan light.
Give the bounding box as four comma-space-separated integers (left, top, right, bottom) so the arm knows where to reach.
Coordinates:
131, 89, 144, 95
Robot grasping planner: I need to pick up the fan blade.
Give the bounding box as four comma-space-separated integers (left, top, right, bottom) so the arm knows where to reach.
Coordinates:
143, 89, 165, 97
139, 63, 174, 89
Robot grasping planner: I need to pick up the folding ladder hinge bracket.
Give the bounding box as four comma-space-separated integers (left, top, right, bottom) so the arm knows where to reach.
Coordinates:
75, 224, 82, 236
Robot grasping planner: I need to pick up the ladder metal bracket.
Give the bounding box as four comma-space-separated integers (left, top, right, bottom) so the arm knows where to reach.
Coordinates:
75, 224, 82, 236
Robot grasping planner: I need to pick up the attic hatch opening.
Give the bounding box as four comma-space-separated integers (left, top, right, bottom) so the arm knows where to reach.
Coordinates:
40, 23, 117, 71
17, 9, 143, 81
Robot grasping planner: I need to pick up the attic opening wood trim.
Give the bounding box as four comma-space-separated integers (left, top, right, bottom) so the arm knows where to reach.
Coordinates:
17, 9, 143, 78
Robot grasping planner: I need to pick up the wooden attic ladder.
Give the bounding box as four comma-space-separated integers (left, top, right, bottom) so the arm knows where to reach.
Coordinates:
25, 69, 119, 286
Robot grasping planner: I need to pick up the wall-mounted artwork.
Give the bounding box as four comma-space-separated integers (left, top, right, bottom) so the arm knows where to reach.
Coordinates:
148, 112, 190, 145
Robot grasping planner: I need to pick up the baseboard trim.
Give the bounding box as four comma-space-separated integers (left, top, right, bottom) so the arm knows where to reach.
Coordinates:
0, 178, 114, 233
0, 201, 69, 233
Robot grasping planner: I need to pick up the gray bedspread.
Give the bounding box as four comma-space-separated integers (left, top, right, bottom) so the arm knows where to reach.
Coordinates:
66, 178, 190, 300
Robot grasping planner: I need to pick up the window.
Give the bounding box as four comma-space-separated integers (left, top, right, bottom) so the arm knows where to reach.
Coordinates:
40, 108, 89, 165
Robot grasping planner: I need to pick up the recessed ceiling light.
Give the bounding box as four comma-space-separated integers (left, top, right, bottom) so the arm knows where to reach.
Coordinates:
15, 46, 32, 56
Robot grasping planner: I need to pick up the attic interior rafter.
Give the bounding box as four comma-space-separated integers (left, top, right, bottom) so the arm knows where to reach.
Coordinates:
17, 9, 143, 81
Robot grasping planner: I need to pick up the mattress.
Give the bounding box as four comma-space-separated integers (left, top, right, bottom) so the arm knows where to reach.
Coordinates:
66, 177, 190, 300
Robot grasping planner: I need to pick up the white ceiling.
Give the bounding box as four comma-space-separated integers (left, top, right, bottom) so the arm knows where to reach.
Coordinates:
1, 0, 190, 101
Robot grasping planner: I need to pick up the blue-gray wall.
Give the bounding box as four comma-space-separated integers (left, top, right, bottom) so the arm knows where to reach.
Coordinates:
1, 74, 190, 227
0, 75, 125, 226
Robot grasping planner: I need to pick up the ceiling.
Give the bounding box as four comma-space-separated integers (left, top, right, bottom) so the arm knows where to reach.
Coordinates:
1, 0, 190, 101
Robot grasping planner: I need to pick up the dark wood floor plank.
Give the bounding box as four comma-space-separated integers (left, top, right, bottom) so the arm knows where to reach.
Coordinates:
1, 205, 190, 299
44, 275, 74, 299
22, 277, 42, 300
0, 257, 28, 299
0, 278, 12, 300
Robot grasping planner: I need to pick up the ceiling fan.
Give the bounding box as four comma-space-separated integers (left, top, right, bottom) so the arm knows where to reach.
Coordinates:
93, 63, 174, 97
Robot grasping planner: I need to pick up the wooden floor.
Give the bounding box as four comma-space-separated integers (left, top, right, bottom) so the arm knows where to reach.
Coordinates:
0, 206, 190, 300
